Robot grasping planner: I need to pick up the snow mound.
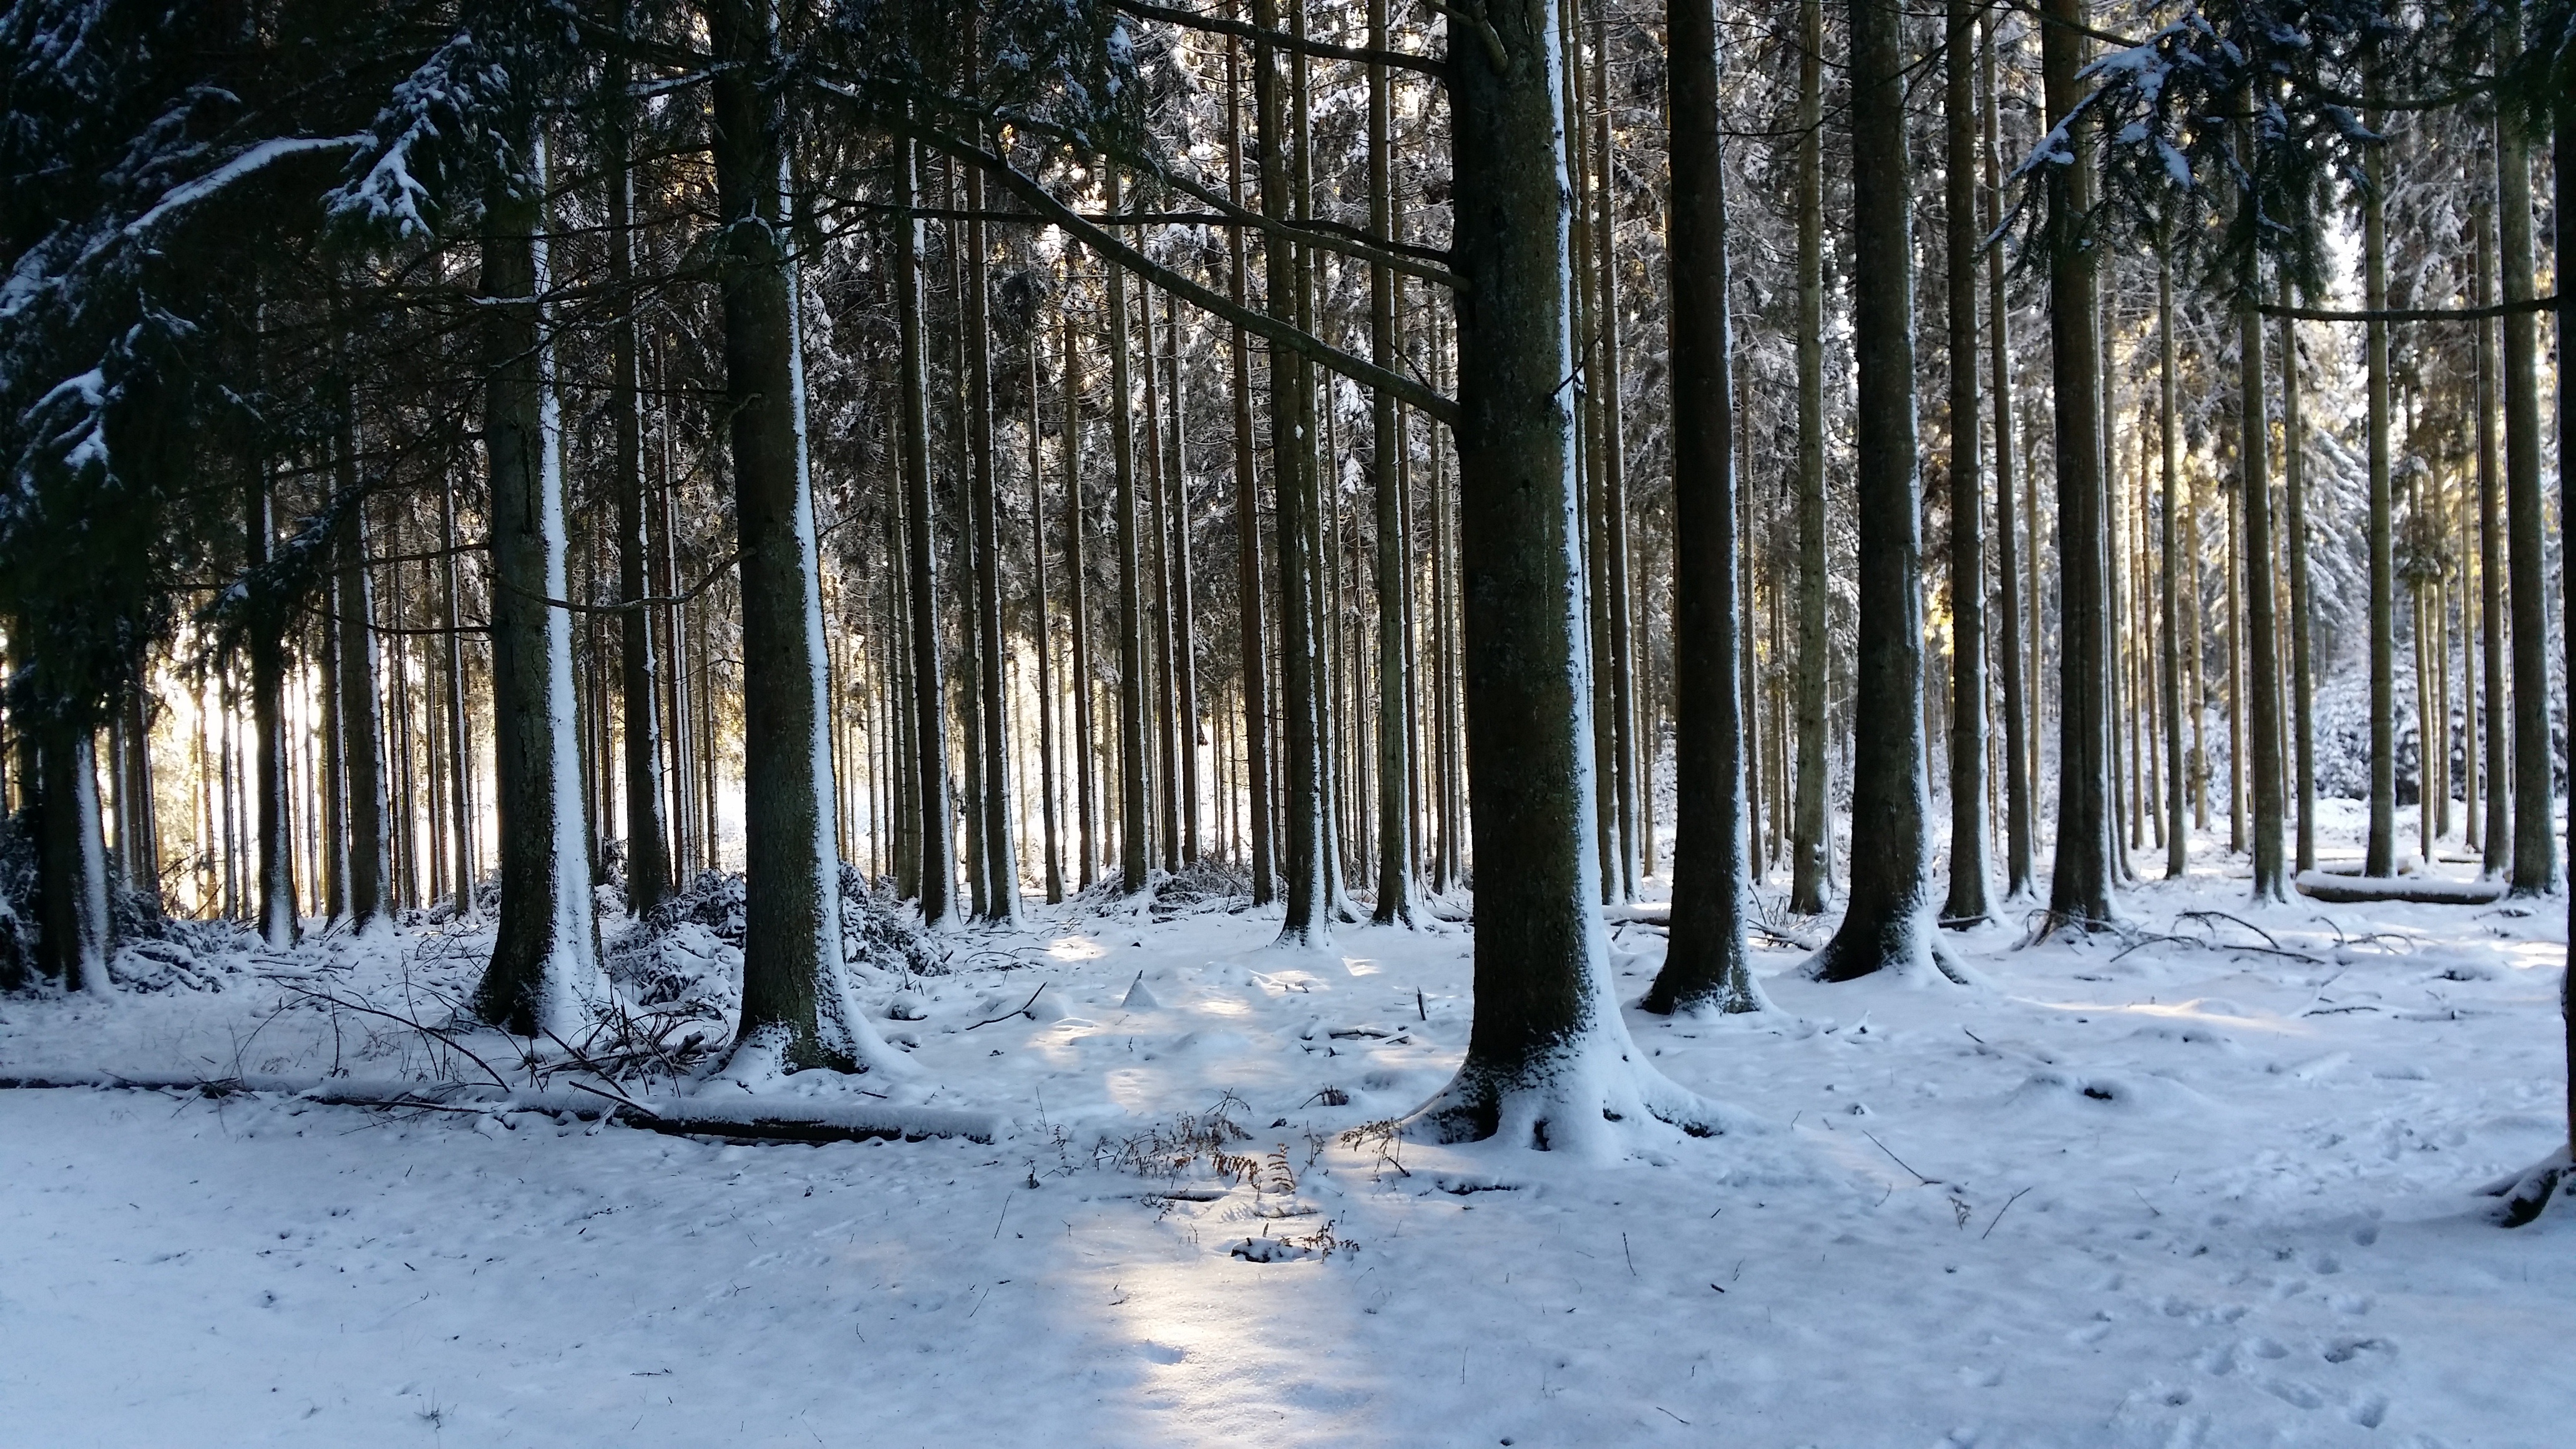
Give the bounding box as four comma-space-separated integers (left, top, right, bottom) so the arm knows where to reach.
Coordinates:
2002, 1068, 2211, 1117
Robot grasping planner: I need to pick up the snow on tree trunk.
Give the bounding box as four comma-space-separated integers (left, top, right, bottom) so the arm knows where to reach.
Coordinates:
1410, 0, 1753, 1154
710, 0, 902, 1077
1646, 0, 1760, 1017
1807, 0, 1952, 983
471, 142, 614, 1042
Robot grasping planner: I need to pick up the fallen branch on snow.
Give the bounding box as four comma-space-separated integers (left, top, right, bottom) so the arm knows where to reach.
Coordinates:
2295, 872, 2507, 906
0, 1070, 1000, 1144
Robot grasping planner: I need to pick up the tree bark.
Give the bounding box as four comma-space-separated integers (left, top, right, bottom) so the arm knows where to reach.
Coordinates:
334, 432, 391, 935
2363, 64, 2397, 879
2041, 0, 2115, 929
1812, 0, 1943, 982
2497, 13, 2557, 894
607, 29, 671, 919
32, 720, 108, 991
2239, 195, 2285, 902
245, 471, 296, 949
1983, 14, 2032, 897
895, 139, 959, 928
471, 149, 608, 1038
708, 0, 890, 1073
2283, 311, 2316, 874
1788, 0, 1831, 916
1109, 168, 1153, 895
1065, 308, 1098, 893
1940, 0, 1991, 926
1369, 0, 1415, 927
1030, 346, 1065, 904
1227, 12, 1276, 904
964, 162, 1020, 922
1646, 0, 1759, 1014
1415, 0, 1725, 1149
2160, 243, 2187, 877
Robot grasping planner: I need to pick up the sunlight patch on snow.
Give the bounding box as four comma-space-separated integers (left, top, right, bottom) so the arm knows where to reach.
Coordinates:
1342, 957, 1383, 977
2014, 996, 2304, 1036
1049, 936, 1108, 962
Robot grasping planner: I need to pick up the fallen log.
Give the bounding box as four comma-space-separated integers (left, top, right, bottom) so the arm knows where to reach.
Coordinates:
2293, 872, 2508, 905
0, 1070, 1001, 1144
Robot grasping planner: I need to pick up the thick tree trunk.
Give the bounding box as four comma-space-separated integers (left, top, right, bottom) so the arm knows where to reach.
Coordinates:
607, 37, 671, 919
1983, 15, 2032, 898
2041, 0, 2115, 929
709, 0, 893, 1073
895, 140, 959, 928
471, 155, 609, 1038
1788, 0, 1832, 915
2496, 22, 2557, 894
1941, 0, 1991, 927
1415, 0, 1728, 1151
1812, 0, 1943, 982
1646, 0, 1759, 1015
964, 164, 1020, 922
246, 473, 296, 949
32, 720, 109, 992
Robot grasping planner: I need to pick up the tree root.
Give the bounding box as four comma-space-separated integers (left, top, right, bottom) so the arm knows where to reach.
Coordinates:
2477, 1147, 2571, 1227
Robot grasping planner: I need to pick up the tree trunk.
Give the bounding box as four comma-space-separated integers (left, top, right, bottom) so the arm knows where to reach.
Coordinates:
32, 720, 108, 992
1646, 0, 1759, 1015
471, 150, 610, 1038
1109, 168, 1153, 895
1812, 0, 1943, 982
246, 471, 296, 949
2041, 0, 2115, 929
1369, 0, 1415, 927
335, 442, 391, 935
896, 139, 959, 928
2283, 311, 2316, 874
607, 32, 671, 919
708, 0, 892, 1074
1166, 294, 1203, 868
2497, 16, 2556, 894
1415, 0, 1727, 1150
1983, 14, 2032, 897
1065, 308, 1098, 892
1940, 0, 1991, 927
2238, 197, 2285, 902
2159, 243, 2188, 877
1254, 0, 1332, 944
1788, 0, 1831, 916
1226, 14, 1276, 904
964, 162, 1020, 922
2363, 65, 2397, 878
1030, 345, 1065, 904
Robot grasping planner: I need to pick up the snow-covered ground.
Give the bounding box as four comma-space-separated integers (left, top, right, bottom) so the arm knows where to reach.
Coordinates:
3, 812, 2570, 1448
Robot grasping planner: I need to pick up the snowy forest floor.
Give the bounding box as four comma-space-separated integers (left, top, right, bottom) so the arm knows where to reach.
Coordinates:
4, 806, 2572, 1448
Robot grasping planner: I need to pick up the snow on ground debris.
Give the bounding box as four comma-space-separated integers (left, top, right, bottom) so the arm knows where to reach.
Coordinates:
2, 822, 2572, 1447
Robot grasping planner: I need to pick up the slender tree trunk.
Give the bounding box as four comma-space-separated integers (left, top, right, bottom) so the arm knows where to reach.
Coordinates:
335, 424, 391, 935
2041, 0, 2115, 928
1369, 0, 1414, 926
2363, 65, 2397, 878
1031, 346, 1065, 904
1065, 308, 1098, 892
1812, 0, 1943, 982
709, 0, 890, 1072
1788, 0, 1831, 915
2160, 243, 2187, 877
897, 139, 959, 928
1983, 16, 2032, 898
1226, 13, 1275, 903
1593, 7, 1639, 899
2283, 312, 2316, 874
1109, 168, 1153, 895
2496, 15, 2557, 894
1254, 0, 1331, 944
1166, 295, 1202, 868
1941, 0, 1991, 926
246, 471, 296, 949
965, 163, 1020, 922
1647, 0, 1759, 1013
2238, 165, 2285, 902
607, 33, 670, 918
